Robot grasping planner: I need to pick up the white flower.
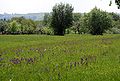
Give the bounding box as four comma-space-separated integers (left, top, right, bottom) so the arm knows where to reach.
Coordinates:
44, 49, 46, 51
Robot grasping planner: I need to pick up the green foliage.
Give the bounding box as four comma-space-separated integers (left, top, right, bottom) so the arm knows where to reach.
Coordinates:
72, 13, 82, 34
25, 19, 36, 34
0, 19, 9, 34
79, 13, 90, 34
109, 12, 120, 21
9, 20, 18, 33
40, 27, 53, 35
112, 20, 120, 28
73, 13, 82, 22
106, 12, 120, 34
51, 3, 74, 35
0, 7, 119, 35
10, 17, 36, 34
111, 27, 120, 34
89, 7, 112, 35
70, 13, 90, 34
43, 13, 51, 26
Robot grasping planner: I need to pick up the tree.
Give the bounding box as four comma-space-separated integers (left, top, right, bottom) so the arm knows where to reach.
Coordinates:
11, 17, 26, 34
107, 12, 120, 34
10, 17, 36, 34
9, 20, 18, 34
51, 3, 74, 35
72, 13, 82, 34
89, 7, 112, 35
26, 19, 36, 34
0, 19, 9, 34
109, 12, 120, 21
109, 0, 120, 9
43, 13, 51, 26
79, 14, 90, 34
115, 0, 120, 8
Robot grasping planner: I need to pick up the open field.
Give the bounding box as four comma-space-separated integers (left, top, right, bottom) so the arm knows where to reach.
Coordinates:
0, 34, 120, 81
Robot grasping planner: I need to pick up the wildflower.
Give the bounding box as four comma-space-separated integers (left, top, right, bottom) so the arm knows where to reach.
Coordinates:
0, 58, 4, 61
44, 49, 46, 51
26, 58, 34, 64
10, 58, 21, 64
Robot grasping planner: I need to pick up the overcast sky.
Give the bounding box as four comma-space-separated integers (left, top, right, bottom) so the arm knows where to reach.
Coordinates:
0, 0, 119, 14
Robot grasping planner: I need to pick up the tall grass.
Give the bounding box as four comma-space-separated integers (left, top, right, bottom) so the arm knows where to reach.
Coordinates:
0, 34, 120, 81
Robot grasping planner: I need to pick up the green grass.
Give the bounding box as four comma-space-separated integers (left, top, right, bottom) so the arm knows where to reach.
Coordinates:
0, 34, 120, 81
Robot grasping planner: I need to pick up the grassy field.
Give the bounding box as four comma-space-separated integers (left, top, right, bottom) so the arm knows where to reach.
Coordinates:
0, 34, 120, 81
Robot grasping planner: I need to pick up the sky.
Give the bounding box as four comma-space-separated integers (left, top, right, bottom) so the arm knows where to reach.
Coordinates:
0, 0, 119, 14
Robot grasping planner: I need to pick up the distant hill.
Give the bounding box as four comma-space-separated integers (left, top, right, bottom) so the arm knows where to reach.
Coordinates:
0, 13, 45, 21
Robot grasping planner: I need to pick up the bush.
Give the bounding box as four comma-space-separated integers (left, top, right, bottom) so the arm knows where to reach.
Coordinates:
41, 27, 53, 35
110, 27, 120, 34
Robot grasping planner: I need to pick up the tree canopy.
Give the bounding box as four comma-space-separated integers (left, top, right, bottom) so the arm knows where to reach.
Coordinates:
109, 0, 120, 9
89, 7, 112, 35
51, 3, 74, 35
0, 19, 9, 34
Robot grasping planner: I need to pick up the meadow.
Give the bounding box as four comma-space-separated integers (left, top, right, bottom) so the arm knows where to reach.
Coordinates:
0, 34, 120, 81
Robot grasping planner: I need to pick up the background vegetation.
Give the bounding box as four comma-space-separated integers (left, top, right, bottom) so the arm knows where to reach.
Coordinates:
0, 3, 120, 35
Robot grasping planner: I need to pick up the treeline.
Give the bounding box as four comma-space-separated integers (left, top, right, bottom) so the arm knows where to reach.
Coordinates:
44, 5, 120, 35
0, 4, 120, 35
0, 16, 52, 35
